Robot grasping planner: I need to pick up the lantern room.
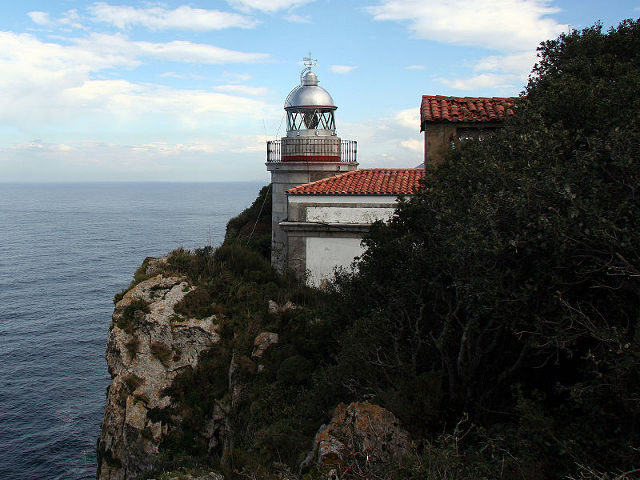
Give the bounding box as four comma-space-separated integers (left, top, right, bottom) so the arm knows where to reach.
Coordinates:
284, 69, 337, 137
267, 57, 357, 164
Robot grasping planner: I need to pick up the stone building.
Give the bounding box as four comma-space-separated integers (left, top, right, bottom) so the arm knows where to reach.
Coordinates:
420, 95, 516, 168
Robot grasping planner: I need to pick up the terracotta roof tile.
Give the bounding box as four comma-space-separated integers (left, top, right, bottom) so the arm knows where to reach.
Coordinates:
420, 95, 516, 129
287, 168, 425, 196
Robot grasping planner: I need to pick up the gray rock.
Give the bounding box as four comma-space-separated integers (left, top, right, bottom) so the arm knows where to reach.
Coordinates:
97, 275, 222, 480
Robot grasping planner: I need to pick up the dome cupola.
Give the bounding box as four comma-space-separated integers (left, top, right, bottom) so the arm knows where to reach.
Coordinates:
284, 59, 337, 137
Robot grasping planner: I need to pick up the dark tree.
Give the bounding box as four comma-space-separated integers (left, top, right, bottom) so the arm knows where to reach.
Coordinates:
326, 19, 640, 477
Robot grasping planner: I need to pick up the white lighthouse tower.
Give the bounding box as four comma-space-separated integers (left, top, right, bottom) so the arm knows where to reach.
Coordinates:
266, 57, 358, 272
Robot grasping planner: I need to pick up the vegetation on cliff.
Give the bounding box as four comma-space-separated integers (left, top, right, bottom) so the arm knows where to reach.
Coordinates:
107, 19, 639, 480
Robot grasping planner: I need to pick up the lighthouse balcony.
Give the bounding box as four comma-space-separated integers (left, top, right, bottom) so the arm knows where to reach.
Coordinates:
266, 139, 357, 163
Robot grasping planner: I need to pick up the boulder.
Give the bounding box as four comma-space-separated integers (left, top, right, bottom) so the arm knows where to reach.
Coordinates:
252, 331, 279, 360
302, 402, 410, 471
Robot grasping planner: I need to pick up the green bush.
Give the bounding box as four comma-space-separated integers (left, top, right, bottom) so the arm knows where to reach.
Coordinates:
150, 342, 173, 366
118, 298, 150, 334
174, 288, 215, 319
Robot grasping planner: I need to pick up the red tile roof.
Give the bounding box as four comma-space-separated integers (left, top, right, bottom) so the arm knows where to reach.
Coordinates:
421, 95, 516, 129
287, 168, 425, 196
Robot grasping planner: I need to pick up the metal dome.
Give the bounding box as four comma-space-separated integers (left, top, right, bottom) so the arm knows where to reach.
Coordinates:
284, 70, 336, 110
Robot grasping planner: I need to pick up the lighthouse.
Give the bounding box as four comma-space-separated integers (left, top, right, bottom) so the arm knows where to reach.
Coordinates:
266, 57, 358, 272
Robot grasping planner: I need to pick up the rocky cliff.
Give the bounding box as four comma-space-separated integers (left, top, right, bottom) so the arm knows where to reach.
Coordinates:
97, 259, 223, 480
97, 250, 414, 480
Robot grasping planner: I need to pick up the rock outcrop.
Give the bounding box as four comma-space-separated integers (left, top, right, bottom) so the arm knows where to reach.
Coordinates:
97, 270, 221, 480
302, 402, 411, 472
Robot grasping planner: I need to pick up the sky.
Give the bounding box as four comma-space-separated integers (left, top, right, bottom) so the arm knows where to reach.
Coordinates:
0, 1, 637, 182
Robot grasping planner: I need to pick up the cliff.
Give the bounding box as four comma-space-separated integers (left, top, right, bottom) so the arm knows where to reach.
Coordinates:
97, 259, 223, 480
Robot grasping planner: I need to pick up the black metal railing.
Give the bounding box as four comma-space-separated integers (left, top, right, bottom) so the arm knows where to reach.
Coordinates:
266, 140, 357, 163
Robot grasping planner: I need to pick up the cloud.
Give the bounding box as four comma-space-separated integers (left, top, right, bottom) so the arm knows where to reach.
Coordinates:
284, 13, 311, 23
436, 73, 522, 90
73, 33, 269, 65
28, 9, 85, 29
400, 138, 422, 151
161, 72, 205, 80
226, 0, 316, 13
214, 85, 270, 96
28, 11, 52, 25
367, 0, 562, 93
0, 31, 275, 139
406, 65, 425, 70
368, 0, 567, 51
394, 108, 420, 129
338, 107, 423, 168
330, 65, 357, 74
437, 51, 536, 92
222, 72, 253, 83
11, 140, 75, 152
0, 139, 270, 182
473, 51, 538, 73
89, 3, 258, 30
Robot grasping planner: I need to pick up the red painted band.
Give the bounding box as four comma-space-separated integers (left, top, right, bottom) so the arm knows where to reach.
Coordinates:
282, 155, 341, 162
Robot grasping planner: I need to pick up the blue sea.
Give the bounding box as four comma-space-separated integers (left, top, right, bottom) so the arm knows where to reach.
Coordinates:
0, 182, 264, 480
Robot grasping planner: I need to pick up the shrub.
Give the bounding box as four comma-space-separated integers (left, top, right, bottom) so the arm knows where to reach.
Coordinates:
118, 298, 150, 334
123, 373, 144, 392
174, 288, 215, 319
150, 342, 173, 366
124, 336, 140, 360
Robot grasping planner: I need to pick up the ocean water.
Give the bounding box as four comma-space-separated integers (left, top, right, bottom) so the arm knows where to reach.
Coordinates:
0, 182, 264, 480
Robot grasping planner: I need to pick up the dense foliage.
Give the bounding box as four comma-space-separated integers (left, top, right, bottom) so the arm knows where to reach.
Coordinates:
323, 19, 640, 478
142, 20, 640, 480
224, 184, 272, 259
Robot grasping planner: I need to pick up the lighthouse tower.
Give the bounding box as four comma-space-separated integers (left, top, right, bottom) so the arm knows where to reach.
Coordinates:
266, 57, 358, 272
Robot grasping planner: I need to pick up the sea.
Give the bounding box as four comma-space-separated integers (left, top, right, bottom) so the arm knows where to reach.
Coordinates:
0, 182, 264, 480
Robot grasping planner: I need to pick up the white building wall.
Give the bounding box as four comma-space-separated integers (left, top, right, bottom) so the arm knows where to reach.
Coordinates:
285, 194, 404, 286
305, 236, 365, 287
306, 206, 396, 224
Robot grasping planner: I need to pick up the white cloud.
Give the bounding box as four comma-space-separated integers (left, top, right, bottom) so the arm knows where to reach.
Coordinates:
214, 85, 270, 96
406, 65, 425, 70
394, 108, 420, 129
0, 139, 270, 182
367, 0, 567, 51
284, 13, 311, 23
222, 72, 253, 83
473, 51, 538, 74
338, 107, 423, 168
330, 65, 357, 74
28, 9, 85, 29
73, 33, 269, 65
227, 0, 315, 13
89, 3, 258, 30
367, 1, 559, 93
132, 142, 219, 155
0, 31, 275, 138
437, 51, 536, 92
28, 11, 52, 25
12, 140, 75, 152
401, 138, 422, 151
436, 73, 522, 90
161, 72, 205, 80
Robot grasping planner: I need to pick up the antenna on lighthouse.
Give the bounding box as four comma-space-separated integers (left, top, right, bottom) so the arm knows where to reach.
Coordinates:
300, 52, 317, 83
